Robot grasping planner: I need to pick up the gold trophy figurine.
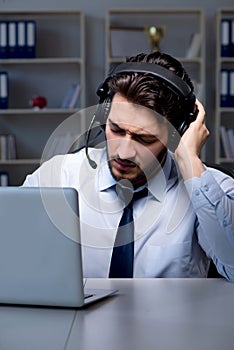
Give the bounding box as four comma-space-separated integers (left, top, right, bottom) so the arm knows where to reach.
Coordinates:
146, 26, 164, 52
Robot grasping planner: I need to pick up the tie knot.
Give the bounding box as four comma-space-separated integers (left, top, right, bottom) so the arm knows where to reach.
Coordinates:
115, 180, 148, 207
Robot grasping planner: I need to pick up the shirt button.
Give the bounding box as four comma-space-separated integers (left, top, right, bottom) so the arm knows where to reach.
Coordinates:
203, 185, 209, 192
223, 219, 228, 227
195, 189, 200, 196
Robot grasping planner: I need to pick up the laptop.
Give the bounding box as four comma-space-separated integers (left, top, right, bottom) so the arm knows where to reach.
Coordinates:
0, 186, 117, 308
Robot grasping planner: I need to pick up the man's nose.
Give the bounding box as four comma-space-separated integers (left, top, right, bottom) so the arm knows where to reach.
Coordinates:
117, 137, 137, 160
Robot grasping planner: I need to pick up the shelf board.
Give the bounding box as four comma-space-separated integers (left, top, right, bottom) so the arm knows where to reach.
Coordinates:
107, 57, 202, 64
218, 107, 234, 113
108, 9, 202, 15
219, 57, 234, 63
0, 108, 79, 115
218, 157, 234, 163
0, 57, 82, 65
0, 10, 82, 15
0, 159, 41, 165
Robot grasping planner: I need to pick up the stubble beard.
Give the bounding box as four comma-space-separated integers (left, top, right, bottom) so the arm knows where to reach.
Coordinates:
107, 158, 148, 189
106, 146, 168, 189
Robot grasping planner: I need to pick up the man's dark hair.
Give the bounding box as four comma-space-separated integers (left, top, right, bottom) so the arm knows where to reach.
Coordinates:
107, 52, 195, 128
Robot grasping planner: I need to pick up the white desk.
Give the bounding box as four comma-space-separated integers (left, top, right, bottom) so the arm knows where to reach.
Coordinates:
1, 279, 234, 350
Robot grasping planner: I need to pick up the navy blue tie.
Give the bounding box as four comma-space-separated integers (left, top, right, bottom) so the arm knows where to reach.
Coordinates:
109, 186, 148, 278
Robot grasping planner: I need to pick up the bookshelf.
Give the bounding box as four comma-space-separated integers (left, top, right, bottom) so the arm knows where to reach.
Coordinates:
105, 9, 206, 160
106, 9, 205, 101
215, 9, 234, 166
0, 10, 87, 185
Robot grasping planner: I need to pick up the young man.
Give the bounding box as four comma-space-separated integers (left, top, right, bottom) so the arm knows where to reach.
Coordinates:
23, 52, 234, 281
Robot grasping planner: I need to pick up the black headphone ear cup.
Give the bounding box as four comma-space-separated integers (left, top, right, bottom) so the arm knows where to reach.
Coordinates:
94, 101, 104, 125
168, 108, 198, 152
177, 120, 187, 136
95, 96, 112, 127
167, 123, 180, 152
168, 115, 193, 150
85, 96, 112, 167
168, 117, 190, 151
177, 108, 198, 136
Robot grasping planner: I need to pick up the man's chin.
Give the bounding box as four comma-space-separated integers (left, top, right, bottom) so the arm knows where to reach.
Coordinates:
109, 163, 147, 188
110, 167, 133, 182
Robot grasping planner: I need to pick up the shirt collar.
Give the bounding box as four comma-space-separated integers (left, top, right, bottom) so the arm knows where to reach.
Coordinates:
147, 152, 172, 202
97, 150, 172, 202
98, 151, 116, 191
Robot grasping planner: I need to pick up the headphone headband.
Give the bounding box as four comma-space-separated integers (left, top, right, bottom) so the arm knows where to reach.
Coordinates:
105, 62, 193, 99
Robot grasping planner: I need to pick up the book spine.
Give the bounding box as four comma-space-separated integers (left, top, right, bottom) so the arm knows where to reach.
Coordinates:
220, 126, 233, 159
186, 33, 201, 58
0, 71, 8, 109
227, 129, 234, 158
17, 21, 26, 58
0, 172, 9, 186
220, 70, 229, 107
229, 70, 234, 107
0, 135, 8, 160
221, 19, 231, 57
61, 83, 77, 108
0, 21, 8, 59
68, 84, 81, 108
231, 19, 234, 57
7, 134, 16, 159
25, 21, 36, 58
8, 21, 17, 58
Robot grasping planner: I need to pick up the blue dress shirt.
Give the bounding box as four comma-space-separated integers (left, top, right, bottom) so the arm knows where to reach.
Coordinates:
23, 148, 234, 281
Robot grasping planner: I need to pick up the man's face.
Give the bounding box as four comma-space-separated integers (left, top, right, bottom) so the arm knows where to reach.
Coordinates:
105, 93, 168, 188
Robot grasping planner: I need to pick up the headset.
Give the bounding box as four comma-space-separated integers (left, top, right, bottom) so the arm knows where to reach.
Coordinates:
85, 61, 198, 168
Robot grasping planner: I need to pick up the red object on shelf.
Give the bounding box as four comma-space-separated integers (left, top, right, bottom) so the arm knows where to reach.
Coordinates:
31, 96, 47, 109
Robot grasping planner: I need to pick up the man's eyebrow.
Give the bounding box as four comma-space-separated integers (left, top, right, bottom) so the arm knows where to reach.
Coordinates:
108, 118, 122, 129
108, 118, 158, 138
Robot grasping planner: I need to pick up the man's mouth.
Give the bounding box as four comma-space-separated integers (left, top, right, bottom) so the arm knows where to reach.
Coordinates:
112, 158, 137, 172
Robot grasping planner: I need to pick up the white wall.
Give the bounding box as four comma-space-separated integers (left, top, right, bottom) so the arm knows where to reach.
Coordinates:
1, 0, 234, 161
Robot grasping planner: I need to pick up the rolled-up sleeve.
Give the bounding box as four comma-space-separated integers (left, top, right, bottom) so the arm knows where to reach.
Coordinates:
184, 169, 234, 281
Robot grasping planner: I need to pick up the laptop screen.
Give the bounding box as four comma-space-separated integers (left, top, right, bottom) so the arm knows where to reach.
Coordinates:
0, 186, 85, 307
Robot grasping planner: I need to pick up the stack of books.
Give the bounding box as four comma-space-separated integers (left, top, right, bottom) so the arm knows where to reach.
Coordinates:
186, 33, 202, 58
220, 126, 234, 159
0, 20, 36, 59
0, 134, 17, 160
61, 83, 81, 109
